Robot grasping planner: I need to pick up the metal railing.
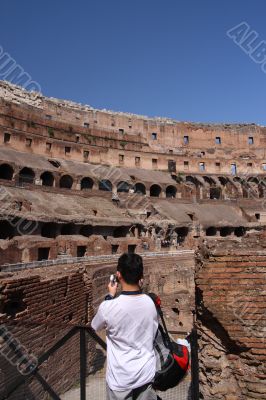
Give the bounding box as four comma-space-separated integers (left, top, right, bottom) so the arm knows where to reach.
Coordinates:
0, 322, 199, 400
0, 250, 194, 272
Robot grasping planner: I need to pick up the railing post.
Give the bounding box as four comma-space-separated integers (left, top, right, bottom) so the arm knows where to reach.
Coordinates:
80, 327, 87, 400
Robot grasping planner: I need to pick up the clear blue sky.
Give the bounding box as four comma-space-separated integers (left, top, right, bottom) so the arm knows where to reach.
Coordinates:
1, 0, 266, 124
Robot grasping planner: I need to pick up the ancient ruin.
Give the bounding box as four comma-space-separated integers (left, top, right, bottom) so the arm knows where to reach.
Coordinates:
0, 81, 265, 399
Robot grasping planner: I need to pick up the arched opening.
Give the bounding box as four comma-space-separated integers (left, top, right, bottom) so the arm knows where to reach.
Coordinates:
99, 179, 112, 192
40, 171, 54, 187
218, 176, 228, 186
134, 182, 146, 195
80, 225, 93, 237
234, 226, 246, 237
117, 181, 130, 193
220, 227, 232, 237
0, 164, 14, 180
206, 227, 217, 236
166, 185, 177, 198
150, 184, 162, 197
61, 223, 76, 235
248, 177, 259, 184
203, 176, 216, 185
18, 167, 35, 185
210, 187, 222, 200
175, 227, 189, 244
41, 223, 58, 238
113, 226, 129, 238
0, 220, 14, 239
59, 175, 73, 189
186, 176, 200, 186
81, 177, 94, 190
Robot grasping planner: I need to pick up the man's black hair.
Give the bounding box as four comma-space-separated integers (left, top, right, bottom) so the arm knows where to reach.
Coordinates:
117, 253, 143, 285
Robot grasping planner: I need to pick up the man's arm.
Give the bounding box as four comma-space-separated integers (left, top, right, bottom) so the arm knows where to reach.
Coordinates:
91, 303, 106, 331
91, 280, 118, 331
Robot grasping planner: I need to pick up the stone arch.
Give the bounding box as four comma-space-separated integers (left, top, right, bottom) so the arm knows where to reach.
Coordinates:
81, 177, 94, 190
218, 176, 229, 186
166, 185, 177, 198
59, 175, 73, 189
0, 163, 14, 180
134, 182, 146, 195
19, 167, 35, 185
185, 175, 202, 199
99, 179, 112, 192
117, 181, 130, 193
150, 184, 162, 197
40, 171, 54, 187
203, 176, 216, 185
186, 175, 200, 186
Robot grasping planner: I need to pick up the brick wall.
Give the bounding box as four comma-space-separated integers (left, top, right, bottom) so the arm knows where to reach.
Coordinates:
196, 248, 266, 400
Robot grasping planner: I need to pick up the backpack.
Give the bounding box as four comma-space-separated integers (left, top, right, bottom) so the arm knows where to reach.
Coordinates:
148, 293, 190, 392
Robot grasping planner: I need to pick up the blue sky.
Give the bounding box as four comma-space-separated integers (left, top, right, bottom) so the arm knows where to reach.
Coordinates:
1, 0, 266, 124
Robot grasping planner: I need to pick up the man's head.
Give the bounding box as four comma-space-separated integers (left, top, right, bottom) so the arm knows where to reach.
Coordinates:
116, 253, 143, 285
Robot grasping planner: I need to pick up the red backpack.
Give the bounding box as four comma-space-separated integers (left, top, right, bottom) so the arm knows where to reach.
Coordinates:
148, 293, 190, 391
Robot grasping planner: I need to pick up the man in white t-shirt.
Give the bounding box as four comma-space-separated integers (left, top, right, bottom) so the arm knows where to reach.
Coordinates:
91, 253, 159, 400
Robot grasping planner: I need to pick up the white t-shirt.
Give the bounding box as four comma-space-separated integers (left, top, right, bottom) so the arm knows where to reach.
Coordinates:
91, 294, 158, 391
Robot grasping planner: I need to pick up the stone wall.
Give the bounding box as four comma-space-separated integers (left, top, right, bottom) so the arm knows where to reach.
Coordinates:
196, 240, 266, 399
0, 251, 195, 399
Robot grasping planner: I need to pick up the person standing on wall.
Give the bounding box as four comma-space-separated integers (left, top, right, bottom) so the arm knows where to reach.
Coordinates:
91, 253, 159, 400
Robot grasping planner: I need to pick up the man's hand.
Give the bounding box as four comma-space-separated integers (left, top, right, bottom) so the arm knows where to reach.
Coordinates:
108, 281, 118, 297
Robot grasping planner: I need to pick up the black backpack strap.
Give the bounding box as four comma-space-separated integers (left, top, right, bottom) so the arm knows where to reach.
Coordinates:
148, 293, 174, 354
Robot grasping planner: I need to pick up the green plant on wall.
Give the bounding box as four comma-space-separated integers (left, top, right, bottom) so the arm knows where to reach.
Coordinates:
120, 141, 127, 148
47, 127, 54, 137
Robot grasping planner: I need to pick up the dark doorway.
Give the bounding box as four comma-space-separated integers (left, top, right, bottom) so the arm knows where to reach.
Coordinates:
166, 185, 177, 198
41, 223, 57, 238
134, 183, 146, 195
0, 221, 14, 239
41, 171, 54, 187
61, 224, 75, 235
234, 226, 246, 237
38, 247, 50, 261
128, 245, 136, 254
99, 179, 112, 191
112, 244, 119, 254
59, 175, 73, 189
168, 160, 176, 173
206, 227, 217, 236
77, 246, 87, 257
117, 181, 130, 193
0, 164, 14, 180
80, 225, 93, 237
81, 177, 94, 190
150, 184, 161, 197
18, 167, 35, 185
210, 187, 221, 200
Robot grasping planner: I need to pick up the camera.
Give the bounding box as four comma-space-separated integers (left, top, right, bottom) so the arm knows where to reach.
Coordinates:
110, 274, 117, 286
